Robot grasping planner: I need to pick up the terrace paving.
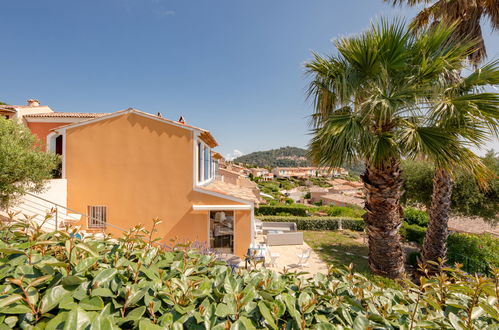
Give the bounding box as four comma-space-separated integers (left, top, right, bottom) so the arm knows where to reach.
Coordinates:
249, 234, 329, 276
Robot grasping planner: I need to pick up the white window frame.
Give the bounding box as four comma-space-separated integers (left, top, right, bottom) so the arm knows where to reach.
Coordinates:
196, 138, 215, 186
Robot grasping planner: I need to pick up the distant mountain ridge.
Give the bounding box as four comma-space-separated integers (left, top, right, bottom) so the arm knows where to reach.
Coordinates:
233, 146, 311, 168
234, 146, 365, 175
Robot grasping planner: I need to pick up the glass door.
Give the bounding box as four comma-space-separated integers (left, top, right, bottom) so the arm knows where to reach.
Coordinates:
209, 210, 234, 254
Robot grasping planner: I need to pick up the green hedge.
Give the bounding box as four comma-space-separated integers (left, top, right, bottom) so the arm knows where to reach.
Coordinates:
256, 204, 365, 218
255, 205, 309, 216
403, 207, 428, 227
258, 216, 365, 231
400, 223, 426, 244
447, 233, 499, 275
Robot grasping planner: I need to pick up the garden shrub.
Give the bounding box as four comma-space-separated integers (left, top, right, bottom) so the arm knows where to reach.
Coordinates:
447, 233, 499, 275
323, 206, 365, 218
403, 207, 428, 227
400, 223, 426, 244
258, 216, 365, 231
0, 217, 498, 328
255, 205, 308, 216
406, 251, 420, 266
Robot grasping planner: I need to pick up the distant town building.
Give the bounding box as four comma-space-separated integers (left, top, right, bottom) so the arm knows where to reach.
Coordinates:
249, 168, 274, 181
272, 167, 348, 179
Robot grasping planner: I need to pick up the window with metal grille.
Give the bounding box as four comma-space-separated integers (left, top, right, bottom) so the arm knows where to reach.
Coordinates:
88, 205, 107, 228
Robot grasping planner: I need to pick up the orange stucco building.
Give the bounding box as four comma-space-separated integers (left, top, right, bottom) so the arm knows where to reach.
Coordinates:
6, 101, 257, 257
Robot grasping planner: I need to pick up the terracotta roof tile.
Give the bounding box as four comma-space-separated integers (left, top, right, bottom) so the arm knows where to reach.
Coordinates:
330, 184, 360, 191
201, 180, 259, 203
24, 112, 110, 118
320, 193, 364, 207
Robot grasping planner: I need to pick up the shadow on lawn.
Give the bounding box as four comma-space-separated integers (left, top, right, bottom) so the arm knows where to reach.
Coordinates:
304, 230, 401, 288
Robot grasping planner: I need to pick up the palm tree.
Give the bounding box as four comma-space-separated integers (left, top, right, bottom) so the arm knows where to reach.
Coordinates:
306, 20, 474, 279
420, 62, 499, 267
385, 0, 499, 269
386, 0, 499, 64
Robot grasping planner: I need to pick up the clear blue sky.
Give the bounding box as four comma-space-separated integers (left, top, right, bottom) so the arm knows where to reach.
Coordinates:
1, 0, 498, 157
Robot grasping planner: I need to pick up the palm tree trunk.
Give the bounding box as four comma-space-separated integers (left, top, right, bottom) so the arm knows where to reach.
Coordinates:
362, 159, 405, 279
422, 168, 453, 268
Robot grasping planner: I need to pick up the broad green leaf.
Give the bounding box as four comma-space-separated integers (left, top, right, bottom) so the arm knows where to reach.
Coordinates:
215, 303, 232, 318
479, 302, 499, 321
63, 307, 91, 330
0, 294, 23, 308
44, 312, 68, 330
282, 293, 301, 324
3, 316, 18, 328
59, 295, 77, 310
224, 275, 237, 294
62, 276, 85, 287
257, 301, 277, 330
126, 306, 146, 320
75, 243, 99, 257
93, 269, 117, 287
352, 315, 369, 330
74, 257, 99, 273
27, 275, 52, 289
39, 285, 70, 314
79, 296, 104, 311
91, 288, 116, 298
126, 287, 148, 306
0, 249, 24, 255
2, 303, 32, 314
448, 313, 465, 330
313, 324, 335, 330
231, 316, 256, 330
139, 319, 163, 330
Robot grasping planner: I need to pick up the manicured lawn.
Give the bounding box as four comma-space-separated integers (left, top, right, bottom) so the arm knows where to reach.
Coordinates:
304, 230, 400, 288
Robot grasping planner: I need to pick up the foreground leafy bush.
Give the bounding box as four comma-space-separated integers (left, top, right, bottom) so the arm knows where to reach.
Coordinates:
0, 217, 499, 329
403, 207, 428, 227
447, 233, 499, 275
258, 216, 365, 231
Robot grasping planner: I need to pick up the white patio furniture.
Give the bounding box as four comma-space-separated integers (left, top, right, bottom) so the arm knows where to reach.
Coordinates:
265, 231, 304, 246
254, 219, 263, 235
297, 248, 312, 268
266, 248, 280, 267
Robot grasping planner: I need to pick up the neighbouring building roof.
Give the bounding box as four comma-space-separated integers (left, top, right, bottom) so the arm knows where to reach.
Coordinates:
320, 193, 364, 208
201, 180, 260, 203
330, 184, 360, 191
0, 107, 16, 113
24, 112, 111, 118
329, 179, 350, 185
309, 186, 329, 193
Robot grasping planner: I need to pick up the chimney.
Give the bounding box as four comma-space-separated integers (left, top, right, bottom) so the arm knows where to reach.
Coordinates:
27, 99, 40, 107
178, 116, 186, 124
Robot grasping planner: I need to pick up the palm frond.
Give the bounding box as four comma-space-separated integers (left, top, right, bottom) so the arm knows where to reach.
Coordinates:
308, 111, 369, 168
460, 60, 499, 92
398, 123, 463, 169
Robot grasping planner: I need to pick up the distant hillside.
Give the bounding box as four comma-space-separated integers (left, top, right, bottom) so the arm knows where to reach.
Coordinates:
234, 147, 311, 168
234, 146, 365, 175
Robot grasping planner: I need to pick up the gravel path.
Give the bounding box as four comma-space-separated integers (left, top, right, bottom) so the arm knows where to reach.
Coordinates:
448, 216, 499, 236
